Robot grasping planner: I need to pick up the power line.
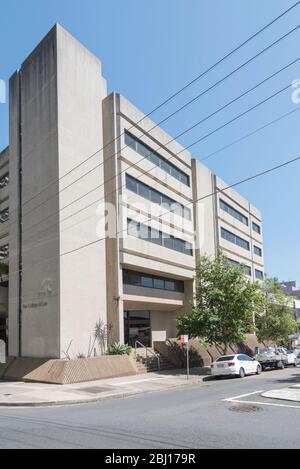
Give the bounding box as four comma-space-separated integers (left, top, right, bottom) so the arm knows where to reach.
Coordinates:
3, 3, 300, 290
23, 76, 295, 242
183, 83, 292, 152
20, 46, 300, 239
60, 154, 300, 257
5, 6, 299, 221
18, 23, 299, 224
200, 106, 300, 162
5, 151, 300, 278
12, 103, 300, 261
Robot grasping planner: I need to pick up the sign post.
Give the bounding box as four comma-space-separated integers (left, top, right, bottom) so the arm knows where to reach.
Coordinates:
180, 335, 189, 380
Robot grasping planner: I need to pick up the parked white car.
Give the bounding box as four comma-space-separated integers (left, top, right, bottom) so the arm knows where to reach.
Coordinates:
211, 354, 262, 378
286, 350, 298, 366
292, 349, 300, 359
276, 347, 298, 367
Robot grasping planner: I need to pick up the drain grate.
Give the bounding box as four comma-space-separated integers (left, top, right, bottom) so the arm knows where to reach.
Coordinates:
77, 386, 113, 394
228, 404, 263, 413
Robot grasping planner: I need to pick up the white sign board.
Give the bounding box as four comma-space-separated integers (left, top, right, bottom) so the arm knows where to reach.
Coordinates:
0, 340, 6, 364
180, 335, 189, 344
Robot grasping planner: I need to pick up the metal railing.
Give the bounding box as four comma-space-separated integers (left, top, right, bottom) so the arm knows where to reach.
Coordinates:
135, 340, 160, 370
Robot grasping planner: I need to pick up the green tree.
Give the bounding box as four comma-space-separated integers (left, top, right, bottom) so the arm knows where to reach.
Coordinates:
176, 252, 264, 348
255, 277, 297, 345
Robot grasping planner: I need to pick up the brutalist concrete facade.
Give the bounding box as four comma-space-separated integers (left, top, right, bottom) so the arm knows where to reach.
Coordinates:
0, 25, 264, 359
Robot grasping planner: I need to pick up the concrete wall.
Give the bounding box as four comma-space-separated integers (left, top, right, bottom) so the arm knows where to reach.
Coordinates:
103, 93, 196, 345
102, 93, 124, 344
8, 72, 22, 357
16, 27, 60, 358
193, 159, 264, 281
151, 311, 177, 343
192, 159, 216, 259
9, 25, 107, 358
1, 355, 137, 384
6, 24, 266, 360
56, 25, 107, 358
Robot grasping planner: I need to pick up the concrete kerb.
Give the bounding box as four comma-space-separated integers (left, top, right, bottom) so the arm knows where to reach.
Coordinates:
0, 371, 206, 408
261, 385, 300, 404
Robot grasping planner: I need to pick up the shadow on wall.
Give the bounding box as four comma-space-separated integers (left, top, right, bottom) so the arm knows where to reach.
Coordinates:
154, 335, 268, 368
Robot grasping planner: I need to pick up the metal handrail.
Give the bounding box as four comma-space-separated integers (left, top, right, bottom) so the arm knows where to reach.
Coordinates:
135, 341, 160, 370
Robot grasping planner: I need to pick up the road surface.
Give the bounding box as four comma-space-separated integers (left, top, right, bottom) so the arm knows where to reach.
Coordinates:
0, 367, 299, 449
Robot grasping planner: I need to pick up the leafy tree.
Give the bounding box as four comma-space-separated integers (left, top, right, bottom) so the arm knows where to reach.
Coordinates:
255, 277, 298, 345
176, 252, 264, 348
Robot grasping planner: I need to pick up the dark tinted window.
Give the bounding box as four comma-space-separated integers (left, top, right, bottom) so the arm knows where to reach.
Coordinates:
125, 131, 190, 186
141, 275, 153, 288
252, 222, 261, 234
123, 269, 184, 293
254, 245, 262, 257
238, 355, 252, 361
221, 227, 249, 251
228, 259, 252, 277
153, 278, 164, 290
127, 219, 193, 256
126, 174, 191, 220
220, 199, 248, 226
216, 356, 235, 362
255, 269, 264, 280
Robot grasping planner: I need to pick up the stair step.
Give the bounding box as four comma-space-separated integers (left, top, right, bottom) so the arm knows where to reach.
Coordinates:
133, 349, 175, 373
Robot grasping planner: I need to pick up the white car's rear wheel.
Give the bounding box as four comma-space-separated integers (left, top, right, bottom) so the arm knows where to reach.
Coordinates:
239, 367, 245, 378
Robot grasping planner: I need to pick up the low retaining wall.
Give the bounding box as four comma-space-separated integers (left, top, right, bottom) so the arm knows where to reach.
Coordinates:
0, 355, 137, 385
154, 334, 267, 368
154, 339, 211, 368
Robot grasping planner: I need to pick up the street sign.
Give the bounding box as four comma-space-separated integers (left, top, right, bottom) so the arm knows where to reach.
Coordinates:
180, 335, 189, 345
180, 335, 189, 379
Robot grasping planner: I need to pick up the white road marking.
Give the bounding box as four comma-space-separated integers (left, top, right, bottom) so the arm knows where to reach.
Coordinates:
228, 399, 300, 410
223, 390, 263, 402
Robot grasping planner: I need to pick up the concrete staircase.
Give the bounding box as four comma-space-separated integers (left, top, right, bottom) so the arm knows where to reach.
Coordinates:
133, 348, 175, 373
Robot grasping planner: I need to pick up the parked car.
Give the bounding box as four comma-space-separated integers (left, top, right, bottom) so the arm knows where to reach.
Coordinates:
286, 350, 298, 367
211, 354, 261, 379
275, 347, 298, 367
292, 349, 300, 359
255, 347, 288, 370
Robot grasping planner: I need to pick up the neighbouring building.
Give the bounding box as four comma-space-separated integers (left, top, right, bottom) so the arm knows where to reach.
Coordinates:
282, 281, 300, 301
281, 281, 300, 324
0, 25, 264, 359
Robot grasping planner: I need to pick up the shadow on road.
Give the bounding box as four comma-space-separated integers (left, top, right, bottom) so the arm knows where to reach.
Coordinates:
272, 371, 300, 385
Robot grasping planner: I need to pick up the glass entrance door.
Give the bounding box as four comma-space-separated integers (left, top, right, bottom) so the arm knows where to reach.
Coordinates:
124, 311, 151, 347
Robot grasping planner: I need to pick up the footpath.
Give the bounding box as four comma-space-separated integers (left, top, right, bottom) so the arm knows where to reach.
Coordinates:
0, 368, 210, 407
262, 384, 300, 403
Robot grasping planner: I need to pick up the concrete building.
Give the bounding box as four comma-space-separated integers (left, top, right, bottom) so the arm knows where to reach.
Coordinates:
282, 281, 300, 300
0, 25, 264, 359
0, 147, 9, 348
193, 160, 264, 283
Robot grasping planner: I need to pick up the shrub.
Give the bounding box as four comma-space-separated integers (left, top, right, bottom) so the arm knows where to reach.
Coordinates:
107, 343, 132, 355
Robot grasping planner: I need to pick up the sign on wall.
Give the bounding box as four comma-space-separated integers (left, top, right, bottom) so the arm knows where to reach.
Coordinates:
0, 340, 6, 364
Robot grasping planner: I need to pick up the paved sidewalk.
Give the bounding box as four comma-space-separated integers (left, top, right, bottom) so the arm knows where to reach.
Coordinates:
262, 384, 300, 403
0, 368, 210, 407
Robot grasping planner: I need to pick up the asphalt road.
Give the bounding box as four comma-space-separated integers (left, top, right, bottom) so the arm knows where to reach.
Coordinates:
0, 367, 299, 449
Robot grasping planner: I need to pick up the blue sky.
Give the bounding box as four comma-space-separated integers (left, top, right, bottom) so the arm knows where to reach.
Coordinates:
0, 0, 299, 281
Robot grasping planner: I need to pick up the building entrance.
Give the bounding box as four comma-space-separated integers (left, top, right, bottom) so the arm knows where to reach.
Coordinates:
124, 311, 151, 347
